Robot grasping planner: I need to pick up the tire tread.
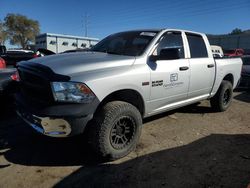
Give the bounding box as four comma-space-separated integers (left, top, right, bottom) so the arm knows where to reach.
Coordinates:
210, 80, 233, 112
88, 101, 142, 160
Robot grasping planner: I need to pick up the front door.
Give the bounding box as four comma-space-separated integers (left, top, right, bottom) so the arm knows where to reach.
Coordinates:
148, 31, 190, 114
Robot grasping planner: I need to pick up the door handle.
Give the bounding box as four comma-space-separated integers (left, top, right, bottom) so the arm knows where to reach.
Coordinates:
207, 64, 215, 68
179, 66, 189, 71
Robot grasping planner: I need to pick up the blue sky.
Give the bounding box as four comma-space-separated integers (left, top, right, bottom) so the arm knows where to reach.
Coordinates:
0, 0, 250, 43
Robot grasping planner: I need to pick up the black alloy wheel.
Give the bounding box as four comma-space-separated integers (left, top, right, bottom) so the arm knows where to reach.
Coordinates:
110, 116, 136, 150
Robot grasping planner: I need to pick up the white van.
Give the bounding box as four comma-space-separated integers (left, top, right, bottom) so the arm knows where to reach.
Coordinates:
211, 45, 224, 57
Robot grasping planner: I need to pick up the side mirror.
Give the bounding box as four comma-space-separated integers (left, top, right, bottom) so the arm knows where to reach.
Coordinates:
149, 48, 181, 61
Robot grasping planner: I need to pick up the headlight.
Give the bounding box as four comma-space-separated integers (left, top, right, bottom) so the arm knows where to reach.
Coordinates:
51, 82, 95, 103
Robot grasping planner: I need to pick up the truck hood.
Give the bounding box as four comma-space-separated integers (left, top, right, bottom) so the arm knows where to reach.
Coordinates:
28, 51, 136, 76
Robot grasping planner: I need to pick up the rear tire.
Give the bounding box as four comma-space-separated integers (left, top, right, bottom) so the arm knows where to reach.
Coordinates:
88, 101, 142, 160
210, 80, 233, 112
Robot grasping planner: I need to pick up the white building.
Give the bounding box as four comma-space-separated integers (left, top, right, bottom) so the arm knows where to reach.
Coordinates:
35, 33, 99, 53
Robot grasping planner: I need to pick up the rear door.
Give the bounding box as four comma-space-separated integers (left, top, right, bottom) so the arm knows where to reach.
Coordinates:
185, 33, 215, 98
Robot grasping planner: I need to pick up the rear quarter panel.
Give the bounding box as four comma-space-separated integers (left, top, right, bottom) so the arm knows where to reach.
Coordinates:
211, 58, 242, 96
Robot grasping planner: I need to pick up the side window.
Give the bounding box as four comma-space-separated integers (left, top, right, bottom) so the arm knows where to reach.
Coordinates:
155, 32, 184, 58
186, 33, 208, 58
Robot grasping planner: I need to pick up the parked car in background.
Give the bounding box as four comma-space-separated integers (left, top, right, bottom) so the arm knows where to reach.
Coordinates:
211, 45, 224, 58
0, 51, 17, 95
0, 45, 38, 67
7, 49, 34, 53
0, 67, 16, 98
239, 55, 250, 88
36, 48, 55, 57
0, 67, 17, 115
224, 48, 244, 57
244, 49, 250, 55
0, 57, 6, 69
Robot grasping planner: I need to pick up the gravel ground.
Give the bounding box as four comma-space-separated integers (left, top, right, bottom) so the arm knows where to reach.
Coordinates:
0, 91, 249, 188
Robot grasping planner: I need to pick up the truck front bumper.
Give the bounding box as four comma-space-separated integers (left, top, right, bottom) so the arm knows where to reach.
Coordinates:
16, 109, 93, 137
15, 94, 99, 137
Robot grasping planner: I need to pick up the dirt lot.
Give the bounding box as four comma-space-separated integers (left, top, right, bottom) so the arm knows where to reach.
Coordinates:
0, 91, 250, 188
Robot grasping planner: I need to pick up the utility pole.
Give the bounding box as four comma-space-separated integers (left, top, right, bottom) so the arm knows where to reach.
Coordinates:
84, 13, 89, 37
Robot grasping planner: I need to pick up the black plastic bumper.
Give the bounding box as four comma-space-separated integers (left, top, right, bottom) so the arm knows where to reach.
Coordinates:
15, 93, 100, 137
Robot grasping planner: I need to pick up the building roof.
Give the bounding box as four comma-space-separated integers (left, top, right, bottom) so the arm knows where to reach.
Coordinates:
36, 33, 99, 41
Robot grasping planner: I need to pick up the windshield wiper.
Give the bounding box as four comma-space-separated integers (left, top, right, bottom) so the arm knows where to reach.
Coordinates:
106, 50, 120, 55
92, 49, 120, 55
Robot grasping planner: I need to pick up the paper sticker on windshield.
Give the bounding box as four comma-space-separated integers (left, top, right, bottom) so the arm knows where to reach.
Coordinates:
140, 32, 156, 37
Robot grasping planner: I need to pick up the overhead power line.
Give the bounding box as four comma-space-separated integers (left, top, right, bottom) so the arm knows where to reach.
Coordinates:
89, 1, 249, 29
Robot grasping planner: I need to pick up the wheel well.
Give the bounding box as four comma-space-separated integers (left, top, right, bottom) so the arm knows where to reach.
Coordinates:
223, 74, 234, 86
95, 89, 145, 116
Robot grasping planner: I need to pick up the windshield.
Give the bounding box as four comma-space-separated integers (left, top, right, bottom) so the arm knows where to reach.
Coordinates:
91, 31, 159, 56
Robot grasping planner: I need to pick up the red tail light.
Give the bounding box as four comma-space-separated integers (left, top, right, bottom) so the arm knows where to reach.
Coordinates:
11, 71, 20, 81
0, 58, 6, 69
33, 54, 39, 58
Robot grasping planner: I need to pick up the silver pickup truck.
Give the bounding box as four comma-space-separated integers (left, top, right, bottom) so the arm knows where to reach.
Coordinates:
15, 29, 242, 160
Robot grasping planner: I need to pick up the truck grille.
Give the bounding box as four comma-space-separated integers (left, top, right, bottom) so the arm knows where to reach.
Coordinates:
17, 62, 70, 106
18, 68, 54, 104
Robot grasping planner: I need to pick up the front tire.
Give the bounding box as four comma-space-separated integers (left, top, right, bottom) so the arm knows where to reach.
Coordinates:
210, 80, 233, 112
88, 101, 142, 160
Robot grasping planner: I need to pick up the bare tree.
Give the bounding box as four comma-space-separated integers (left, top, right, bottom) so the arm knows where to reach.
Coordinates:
0, 20, 8, 45
4, 14, 40, 48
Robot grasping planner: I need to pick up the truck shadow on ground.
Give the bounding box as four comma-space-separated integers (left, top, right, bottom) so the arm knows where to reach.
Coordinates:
0, 102, 216, 167
234, 91, 250, 103
0, 95, 247, 168
0, 116, 100, 166
53, 134, 250, 188
0, 92, 250, 187
1, 113, 250, 187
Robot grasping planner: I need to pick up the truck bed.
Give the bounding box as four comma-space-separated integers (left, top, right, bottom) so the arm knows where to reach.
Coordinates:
211, 57, 242, 95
